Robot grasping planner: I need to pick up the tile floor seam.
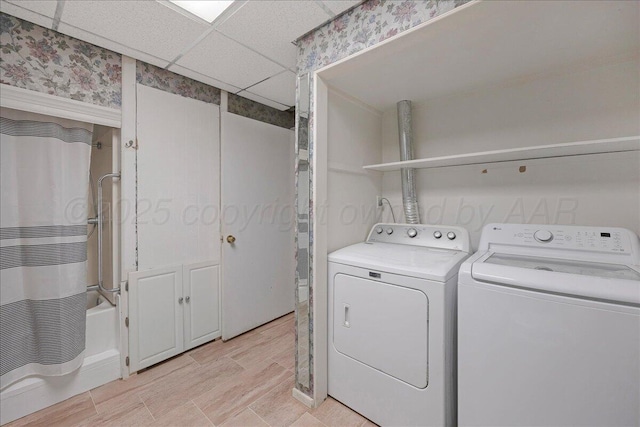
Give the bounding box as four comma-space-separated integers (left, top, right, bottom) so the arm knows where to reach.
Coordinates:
142, 398, 156, 422
189, 355, 247, 404
191, 399, 215, 426
248, 374, 303, 426
212, 368, 291, 424
268, 356, 282, 369
248, 406, 271, 426
295, 412, 330, 427
187, 353, 202, 366
87, 390, 98, 413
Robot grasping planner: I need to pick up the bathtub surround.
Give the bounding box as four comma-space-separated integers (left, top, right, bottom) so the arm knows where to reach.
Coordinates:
292, 0, 471, 400
1, 290, 121, 425
0, 108, 92, 388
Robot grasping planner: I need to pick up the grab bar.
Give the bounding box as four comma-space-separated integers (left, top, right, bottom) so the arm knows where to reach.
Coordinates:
97, 172, 121, 294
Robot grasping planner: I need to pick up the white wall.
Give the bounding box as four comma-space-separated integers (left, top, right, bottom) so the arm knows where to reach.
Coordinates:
327, 89, 383, 253
380, 59, 640, 248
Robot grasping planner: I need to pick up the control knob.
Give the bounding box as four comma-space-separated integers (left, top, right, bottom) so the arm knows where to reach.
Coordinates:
447, 231, 456, 240
433, 231, 442, 239
386, 228, 394, 235
375, 227, 384, 234
534, 230, 553, 243
407, 228, 418, 238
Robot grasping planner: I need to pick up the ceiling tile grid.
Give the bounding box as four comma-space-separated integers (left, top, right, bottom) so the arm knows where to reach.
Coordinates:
59, 0, 209, 63
236, 89, 289, 111
246, 70, 297, 107
55, 22, 170, 69
175, 30, 284, 91
1, 0, 365, 109
1, 0, 55, 29
216, 0, 332, 69
321, 0, 362, 16
168, 63, 242, 94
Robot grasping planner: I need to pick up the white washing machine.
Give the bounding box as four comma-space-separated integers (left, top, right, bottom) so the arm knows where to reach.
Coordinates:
328, 223, 471, 427
458, 223, 640, 427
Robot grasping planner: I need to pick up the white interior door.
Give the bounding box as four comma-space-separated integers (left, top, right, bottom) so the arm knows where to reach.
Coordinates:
221, 113, 295, 339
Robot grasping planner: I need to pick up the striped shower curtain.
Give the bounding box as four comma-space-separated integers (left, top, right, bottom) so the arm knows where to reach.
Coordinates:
0, 108, 92, 388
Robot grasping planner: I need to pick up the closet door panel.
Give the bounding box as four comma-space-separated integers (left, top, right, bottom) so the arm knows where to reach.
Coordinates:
136, 84, 220, 269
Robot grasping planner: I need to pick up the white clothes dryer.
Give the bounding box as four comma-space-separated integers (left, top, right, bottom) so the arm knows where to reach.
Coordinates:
458, 223, 640, 427
328, 223, 471, 426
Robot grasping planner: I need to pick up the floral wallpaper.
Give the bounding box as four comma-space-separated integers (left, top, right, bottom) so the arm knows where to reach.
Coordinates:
0, 12, 291, 128
297, 0, 470, 74
228, 93, 294, 129
137, 63, 294, 129
0, 13, 122, 109
293, 0, 472, 398
136, 62, 221, 105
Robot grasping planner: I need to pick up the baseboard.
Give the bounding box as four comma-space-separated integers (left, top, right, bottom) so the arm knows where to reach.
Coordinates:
292, 387, 315, 408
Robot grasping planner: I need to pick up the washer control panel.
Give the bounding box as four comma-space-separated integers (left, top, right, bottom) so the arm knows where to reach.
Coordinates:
368, 223, 470, 252
480, 223, 640, 256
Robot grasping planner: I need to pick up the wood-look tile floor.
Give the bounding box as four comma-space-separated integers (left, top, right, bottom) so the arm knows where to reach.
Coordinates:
8, 313, 375, 427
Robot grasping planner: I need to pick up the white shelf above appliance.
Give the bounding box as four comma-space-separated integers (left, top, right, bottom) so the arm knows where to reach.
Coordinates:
363, 136, 640, 172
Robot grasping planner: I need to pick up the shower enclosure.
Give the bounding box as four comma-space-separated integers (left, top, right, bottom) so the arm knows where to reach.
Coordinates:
0, 115, 122, 425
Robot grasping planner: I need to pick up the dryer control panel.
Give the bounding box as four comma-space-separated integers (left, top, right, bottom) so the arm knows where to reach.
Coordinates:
367, 223, 471, 253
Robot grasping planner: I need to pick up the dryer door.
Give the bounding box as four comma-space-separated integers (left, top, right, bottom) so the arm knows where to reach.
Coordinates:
333, 274, 429, 388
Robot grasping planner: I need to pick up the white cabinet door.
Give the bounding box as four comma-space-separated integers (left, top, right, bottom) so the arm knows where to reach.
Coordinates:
183, 261, 221, 350
129, 265, 183, 371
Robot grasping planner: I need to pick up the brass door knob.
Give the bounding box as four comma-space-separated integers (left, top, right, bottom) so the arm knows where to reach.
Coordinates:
227, 235, 236, 244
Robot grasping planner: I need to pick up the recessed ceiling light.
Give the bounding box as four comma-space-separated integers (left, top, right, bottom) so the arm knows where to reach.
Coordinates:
169, 1, 235, 23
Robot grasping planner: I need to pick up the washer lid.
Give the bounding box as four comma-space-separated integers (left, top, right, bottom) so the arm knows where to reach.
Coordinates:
329, 242, 470, 282
484, 253, 640, 281
470, 252, 640, 304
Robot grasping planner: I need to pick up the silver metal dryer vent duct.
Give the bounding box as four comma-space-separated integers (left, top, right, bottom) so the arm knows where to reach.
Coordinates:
397, 100, 420, 224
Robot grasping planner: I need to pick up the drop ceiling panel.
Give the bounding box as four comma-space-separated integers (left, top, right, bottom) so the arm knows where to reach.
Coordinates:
1, 1, 55, 28
168, 64, 242, 94
322, 1, 361, 16
59, 1, 209, 62
56, 22, 169, 69
216, 1, 331, 69
4, 0, 57, 17
236, 90, 289, 111
176, 31, 284, 90
247, 70, 296, 107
